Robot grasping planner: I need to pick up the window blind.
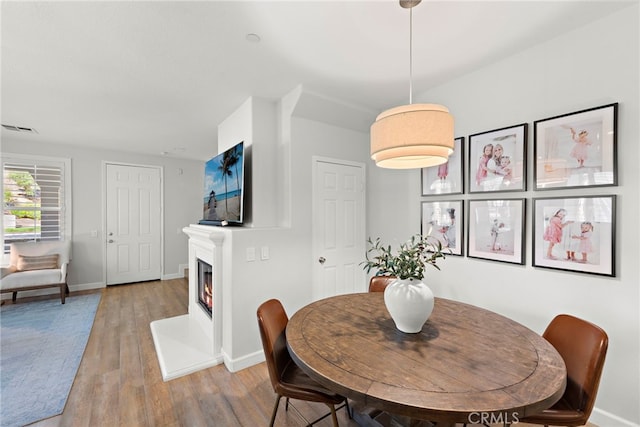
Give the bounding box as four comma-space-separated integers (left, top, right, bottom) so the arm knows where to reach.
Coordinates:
3, 159, 66, 253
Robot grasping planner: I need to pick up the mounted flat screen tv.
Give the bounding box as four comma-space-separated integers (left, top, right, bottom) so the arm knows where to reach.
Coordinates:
199, 141, 245, 226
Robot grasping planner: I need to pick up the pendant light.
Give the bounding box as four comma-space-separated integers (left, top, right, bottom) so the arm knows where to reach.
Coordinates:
370, 0, 454, 169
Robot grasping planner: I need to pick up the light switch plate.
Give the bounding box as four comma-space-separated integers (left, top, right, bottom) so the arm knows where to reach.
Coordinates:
246, 247, 256, 262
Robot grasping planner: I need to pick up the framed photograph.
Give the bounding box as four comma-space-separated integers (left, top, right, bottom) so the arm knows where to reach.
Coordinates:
421, 200, 463, 256
533, 195, 615, 277
467, 199, 525, 264
468, 124, 527, 193
534, 103, 617, 190
421, 137, 464, 195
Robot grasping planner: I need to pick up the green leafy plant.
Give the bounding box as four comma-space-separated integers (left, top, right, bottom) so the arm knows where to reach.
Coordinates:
8, 171, 38, 197
362, 234, 448, 280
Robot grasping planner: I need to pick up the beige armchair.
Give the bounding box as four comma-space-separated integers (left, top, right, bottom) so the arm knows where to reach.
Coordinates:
1, 241, 71, 304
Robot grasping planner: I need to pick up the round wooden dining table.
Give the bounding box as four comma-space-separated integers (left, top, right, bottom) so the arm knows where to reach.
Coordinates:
286, 293, 566, 425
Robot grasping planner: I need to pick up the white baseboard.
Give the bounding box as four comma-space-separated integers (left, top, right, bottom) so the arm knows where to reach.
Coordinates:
161, 273, 183, 280
70, 282, 105, 292
161, 264, 189, 281
222, 348, 265, 373
590, 407, 640, 427
2, 269, 187, 300
179, 263, 188, 278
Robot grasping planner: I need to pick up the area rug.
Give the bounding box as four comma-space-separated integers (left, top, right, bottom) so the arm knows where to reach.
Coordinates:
0, 293, 101, 427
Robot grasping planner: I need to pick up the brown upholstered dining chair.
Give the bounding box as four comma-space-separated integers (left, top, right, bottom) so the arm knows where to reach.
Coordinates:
368, 276, 396, 293
521, 314, 608, 427
257, 299, 350, 427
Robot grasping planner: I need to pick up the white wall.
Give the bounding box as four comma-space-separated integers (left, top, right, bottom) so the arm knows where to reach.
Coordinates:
368, 5, 639, 425
213, 89, 370, 369
1, 139, 203, 287
217, 96, 279, 228
215, 96, 297, 368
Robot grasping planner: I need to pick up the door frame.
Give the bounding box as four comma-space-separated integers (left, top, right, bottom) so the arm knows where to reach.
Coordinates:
311, 156, 367, 300
102, 161, 164, 286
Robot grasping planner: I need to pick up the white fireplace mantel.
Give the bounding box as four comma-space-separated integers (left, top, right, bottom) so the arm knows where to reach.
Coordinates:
150, 224, 227, 381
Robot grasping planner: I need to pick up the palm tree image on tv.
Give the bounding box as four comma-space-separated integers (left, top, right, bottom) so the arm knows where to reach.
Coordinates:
218, 149, 237, 217
203, 142, 244, 223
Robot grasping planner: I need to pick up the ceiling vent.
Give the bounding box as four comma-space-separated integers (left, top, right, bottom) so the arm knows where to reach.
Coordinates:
2, 124, 38, 134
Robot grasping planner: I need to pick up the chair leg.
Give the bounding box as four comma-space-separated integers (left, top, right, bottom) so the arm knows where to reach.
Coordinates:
12, 292, 17, 302
329, 404, 339, 427
269, 395, 282, 427
60, 284, 67, 304
279, 398, 348, 427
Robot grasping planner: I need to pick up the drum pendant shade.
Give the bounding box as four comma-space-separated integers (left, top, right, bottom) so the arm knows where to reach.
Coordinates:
371, 104, 454, 169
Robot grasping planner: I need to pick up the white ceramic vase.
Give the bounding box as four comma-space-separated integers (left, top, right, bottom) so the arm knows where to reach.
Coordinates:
383, 278, 434, 333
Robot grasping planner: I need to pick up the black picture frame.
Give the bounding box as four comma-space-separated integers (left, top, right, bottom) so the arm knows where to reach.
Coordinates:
421, 200, 464, 256
533, 103, 618, 190
467, 198, 526, 265
532, 195, 616, 277
468, 124, 528, 193
421, 137, 464, 196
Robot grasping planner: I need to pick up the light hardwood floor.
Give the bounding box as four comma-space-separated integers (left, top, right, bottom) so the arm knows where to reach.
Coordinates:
24, 279, 358, 427
15, 279, 593, 427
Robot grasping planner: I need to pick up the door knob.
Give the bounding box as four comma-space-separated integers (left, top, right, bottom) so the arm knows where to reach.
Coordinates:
318, 257, 326, 264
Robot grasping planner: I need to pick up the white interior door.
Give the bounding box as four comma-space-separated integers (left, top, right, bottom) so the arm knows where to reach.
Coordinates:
312, 158, 366, 300
105, 164, 162, 285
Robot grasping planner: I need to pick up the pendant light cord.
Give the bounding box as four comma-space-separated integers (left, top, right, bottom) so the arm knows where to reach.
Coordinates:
409, 6, 413, 105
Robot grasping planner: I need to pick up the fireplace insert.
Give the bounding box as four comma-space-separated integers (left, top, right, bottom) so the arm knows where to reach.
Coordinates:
197, 259, 213, 317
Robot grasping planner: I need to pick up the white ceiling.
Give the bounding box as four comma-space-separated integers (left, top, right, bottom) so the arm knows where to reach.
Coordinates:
1, 1, 634, 161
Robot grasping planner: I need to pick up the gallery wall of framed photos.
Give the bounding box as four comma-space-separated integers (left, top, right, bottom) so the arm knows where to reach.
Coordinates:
420, 102, 618, 277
